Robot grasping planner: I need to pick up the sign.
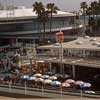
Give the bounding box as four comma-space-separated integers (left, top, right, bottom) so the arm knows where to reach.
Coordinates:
56, 31, 64, 42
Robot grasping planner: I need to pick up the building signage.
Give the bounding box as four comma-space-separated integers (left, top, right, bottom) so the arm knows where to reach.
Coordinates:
56, 31, 64, 42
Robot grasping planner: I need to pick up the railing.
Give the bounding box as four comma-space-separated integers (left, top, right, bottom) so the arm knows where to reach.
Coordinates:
0, 83, 100, 98
0, 24, 83, 35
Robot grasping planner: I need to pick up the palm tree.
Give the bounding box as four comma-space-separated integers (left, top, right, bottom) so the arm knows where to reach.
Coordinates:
39, 9, 49, 40
98, 0, 100, 12
94, 1, 99, 32
90, 1, 99, 33
88, 17, 95, 35
97, 0, 100, 34
80, 2, 87, 35
33, 2, 44, 41
86, 7, 92, 32
90, 1, 97, 18
47, 3, 59, 33
86, 7, 92, 20
33, 2, 44, 18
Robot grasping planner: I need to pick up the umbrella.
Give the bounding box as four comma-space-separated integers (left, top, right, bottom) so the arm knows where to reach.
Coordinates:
35, 78, 44, 82
42, 75, 49, 79
50, 81, 61, 86
27, 76, 36, 81
62, 82, 70, 88
49, 76, 57, 80
74, 81, 84, 85
43, 79, 52, 84
20, 75, 29, 80
80, 82, 91, 88
79, 82, 92, 98
65, 79, 75, 84
33, 73, 42, 77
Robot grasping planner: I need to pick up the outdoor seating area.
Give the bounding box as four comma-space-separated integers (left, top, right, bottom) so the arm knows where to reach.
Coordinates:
0, 65, 93, 94
0, 52, 96, 95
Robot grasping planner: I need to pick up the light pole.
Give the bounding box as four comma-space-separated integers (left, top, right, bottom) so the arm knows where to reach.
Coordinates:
56, 31, 64, 74
59, 41, 64, 74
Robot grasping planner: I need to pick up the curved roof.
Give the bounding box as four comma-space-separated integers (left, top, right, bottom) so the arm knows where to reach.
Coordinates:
0, 8, 75, 20
38, 37, 100, 51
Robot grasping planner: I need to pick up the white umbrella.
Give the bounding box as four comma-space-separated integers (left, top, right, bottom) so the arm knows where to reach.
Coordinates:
27, 76, 36, 81
42, 75, 49, 79
74, 81, 84, 85
50, 81, 61, 86
49, 76, 57, 80
65, 79, 75, 84
21, 75, 29, 80
43, 79, 52, 84
33, 73, 42, 77
62, 82, 70, 88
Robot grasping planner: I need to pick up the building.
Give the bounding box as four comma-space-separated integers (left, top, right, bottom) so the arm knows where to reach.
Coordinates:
37, 36, 100, 59
0, 7, 83, 45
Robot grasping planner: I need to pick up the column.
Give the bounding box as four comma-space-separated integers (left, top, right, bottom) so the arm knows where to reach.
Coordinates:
72, 64, 75, 79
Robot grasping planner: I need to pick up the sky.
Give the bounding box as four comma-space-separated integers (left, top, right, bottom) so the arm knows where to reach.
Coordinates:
0, 0, 97, 11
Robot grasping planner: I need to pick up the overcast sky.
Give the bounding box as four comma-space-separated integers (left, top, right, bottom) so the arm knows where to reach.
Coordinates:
0, 0, 96, 11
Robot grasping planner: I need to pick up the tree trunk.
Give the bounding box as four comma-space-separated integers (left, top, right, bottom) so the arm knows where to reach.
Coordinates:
96, 14, 98, 33
83, 9, 86, 35
50, 12, 52, 33
88, 14, 91, 32
43, 22, 46, 40
83, 9, 86, 26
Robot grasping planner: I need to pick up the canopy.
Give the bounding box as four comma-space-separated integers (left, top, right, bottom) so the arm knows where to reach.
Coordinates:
74, 80, 84, 85
49, 76, 57, 80
65, 79, 75, 84
62, 82, 70, 88
35, 78, 44, 82
80, 82, 91, 88
42, 75, 49, 79
33, 73, 42, 77
27, 76, 36, 81
20, 75, 30, 80
43, 79, 52, 84
50, 81, 61, 86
